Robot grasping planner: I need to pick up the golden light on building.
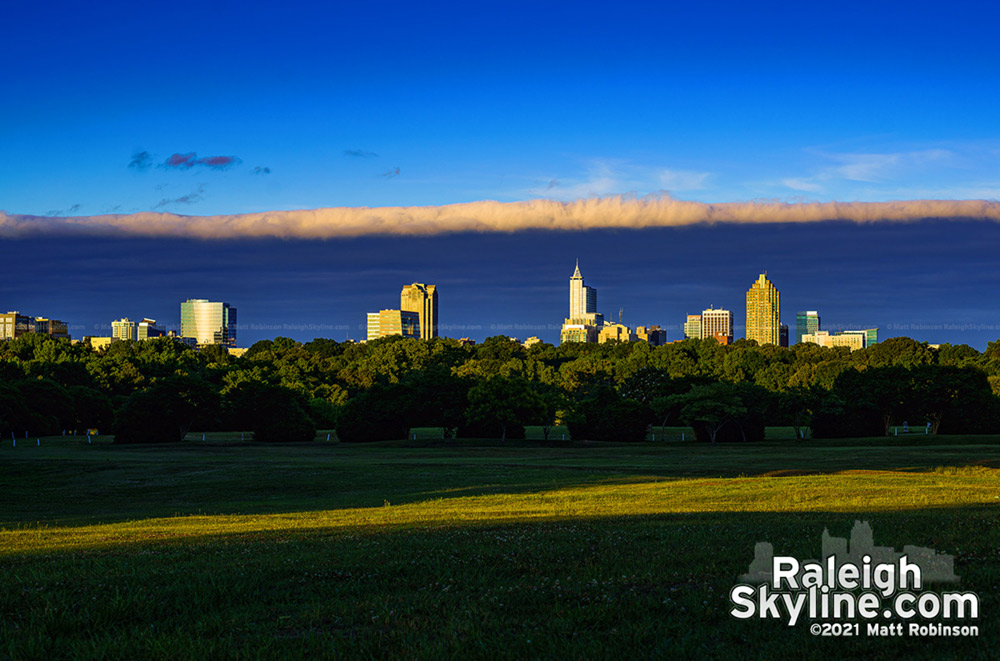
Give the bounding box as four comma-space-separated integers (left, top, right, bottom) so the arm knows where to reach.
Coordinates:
745, 273, 780, 346
400, 283, 438, 340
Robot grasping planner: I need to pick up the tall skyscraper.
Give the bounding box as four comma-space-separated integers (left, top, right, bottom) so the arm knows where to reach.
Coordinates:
112, 318, 137, 341
795, 311, 820, 344
400, 283, 438, 340
180, 299, 237, 346
561, 260, 603, 343
746, 273, 780, 346
569, 260, 597, 318
683, 314, 702, 340
702, 307, 733, 343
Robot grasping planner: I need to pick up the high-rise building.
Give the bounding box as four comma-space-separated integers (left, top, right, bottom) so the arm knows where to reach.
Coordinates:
561, 261, 603, 343
366, 309, 420, 341
400, 283, 438, 340
684, 314, 702, 340
137, 318, 166, 340
569, 260, 598, 319
180, 299, 237, 346
702, 307, 733, 343
795, 311, 820, 344
112, 318, 137, 341
779, 323, 789, 348
746, 273, 780, 346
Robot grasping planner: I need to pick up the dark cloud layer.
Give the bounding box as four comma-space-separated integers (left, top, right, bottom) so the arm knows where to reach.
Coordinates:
2, 221, 999, 349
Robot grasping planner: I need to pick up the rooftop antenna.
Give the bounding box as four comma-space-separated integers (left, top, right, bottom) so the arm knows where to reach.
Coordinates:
619, 307, 623, 324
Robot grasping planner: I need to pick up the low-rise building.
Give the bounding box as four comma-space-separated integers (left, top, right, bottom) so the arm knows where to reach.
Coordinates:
366, 309, 420, 341
636, 325, 667, 346
801, 330, 865, 351
560, 317, 601, 344
598, 323, 638, 344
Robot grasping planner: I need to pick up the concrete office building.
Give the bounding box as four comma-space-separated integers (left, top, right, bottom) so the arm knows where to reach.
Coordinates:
598, 323, 638, 344
112, 318, 137, 341
702, 307, 733, 343
801, 330, 865, 351
841, 328, 879, 348
636, 325, 667, 346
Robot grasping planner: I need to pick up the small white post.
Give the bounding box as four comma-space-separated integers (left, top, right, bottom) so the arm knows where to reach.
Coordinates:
202, 433, 206, 441
36, 438, 40, 446
241, 432, 244, 441
562, 433, 565, 440
326, 433, 331, 441
12, 439, 15, 448
894, 427, 898, 436
682, 432, 685, 441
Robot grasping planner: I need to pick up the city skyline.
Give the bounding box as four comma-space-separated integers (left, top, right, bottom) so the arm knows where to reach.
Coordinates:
4, 3, 1000, 349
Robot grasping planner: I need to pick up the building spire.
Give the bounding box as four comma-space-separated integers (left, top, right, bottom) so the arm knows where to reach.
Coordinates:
572, 258, 582, 279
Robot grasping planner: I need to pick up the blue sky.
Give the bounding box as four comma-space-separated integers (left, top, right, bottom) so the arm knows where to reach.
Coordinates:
2, 1, 1000, 346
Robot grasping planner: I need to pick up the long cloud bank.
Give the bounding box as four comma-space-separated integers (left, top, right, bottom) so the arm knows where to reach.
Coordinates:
2, 196, 1000, 239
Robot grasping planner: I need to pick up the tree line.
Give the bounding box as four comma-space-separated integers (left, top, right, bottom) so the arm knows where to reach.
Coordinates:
1, 333, 999, 443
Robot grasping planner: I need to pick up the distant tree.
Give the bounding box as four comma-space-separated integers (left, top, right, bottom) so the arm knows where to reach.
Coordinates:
402, 366, 470, 437
68, 386, 114, 433
336, 383, 411, 442
199, 343, 230, 366
0, 383, 29, 437
222, 381, 316, 442
565, 383, 650, 442
16, 379, 75, 436
465, 376, 545, 441
670, 383, 748, 444
114, 375, 218, 443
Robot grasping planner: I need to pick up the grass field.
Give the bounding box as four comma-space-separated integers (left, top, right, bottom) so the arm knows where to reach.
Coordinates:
2, 433, 999, 659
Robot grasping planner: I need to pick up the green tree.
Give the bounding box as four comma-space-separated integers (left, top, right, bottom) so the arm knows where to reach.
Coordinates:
465, 376, 545, 441
114, 375, 218, 443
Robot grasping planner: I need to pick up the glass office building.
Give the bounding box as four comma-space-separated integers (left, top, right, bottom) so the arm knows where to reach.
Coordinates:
180, 299, 237, 346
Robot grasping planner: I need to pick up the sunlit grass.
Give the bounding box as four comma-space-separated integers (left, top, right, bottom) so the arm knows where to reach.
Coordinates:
4, 467, 999, 557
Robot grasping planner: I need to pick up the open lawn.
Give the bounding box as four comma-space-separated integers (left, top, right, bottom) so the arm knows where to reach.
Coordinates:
2, 434, 1000, 659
